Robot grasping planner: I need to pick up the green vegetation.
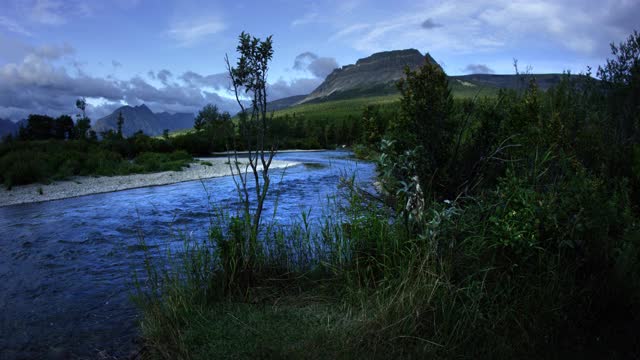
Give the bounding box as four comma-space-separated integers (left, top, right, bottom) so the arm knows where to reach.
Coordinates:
0, 98, 198, 189
0, 134, 191, 189
134, 30, 640, 359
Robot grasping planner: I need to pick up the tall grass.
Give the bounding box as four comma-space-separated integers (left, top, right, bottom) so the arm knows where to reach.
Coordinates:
132, 32, 640, 359
133, 170, 640, 359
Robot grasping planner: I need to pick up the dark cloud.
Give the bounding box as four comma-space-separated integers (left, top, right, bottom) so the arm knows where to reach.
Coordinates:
0, 50, 124, 120
0, 41, 331, 122
0, 48, 240, 121
268, 78, 322, 100
293, 52, 318, 70
293, 52, 338, 78
112, 60, 122, 68
180, 71, 229, 90
421, 18, 443, 29
463, 64, 495, 74
156, 69, 173, 85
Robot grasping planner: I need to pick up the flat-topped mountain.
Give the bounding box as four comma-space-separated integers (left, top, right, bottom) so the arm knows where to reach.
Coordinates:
291, 49, 575, 108
93, 104, 194, 137
301, 49, 437, 103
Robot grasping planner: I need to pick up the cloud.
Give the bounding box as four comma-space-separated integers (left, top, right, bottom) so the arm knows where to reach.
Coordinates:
30, 0, 67, 25
329, 23, 370, 42
291, 11, 319, 27
421, 18, 443, 29
34, 43, 74, 59
336, 0, 362, 13
0, 16, 32, 36
293, 52, 339, 78
180, 71, 229, 90
293, 52, 317, 70
268, 78, 322, 100
167, 18, 226, 46
0, 51, 123, 120
463, 64, 495, 74
0, 44, 240, 121
156, 69, 173, 85
112, 60, 122, 68
329, 0, 639, 58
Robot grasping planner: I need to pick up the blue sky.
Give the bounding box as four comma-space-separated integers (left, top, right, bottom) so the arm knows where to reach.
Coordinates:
0, 0, 638, 121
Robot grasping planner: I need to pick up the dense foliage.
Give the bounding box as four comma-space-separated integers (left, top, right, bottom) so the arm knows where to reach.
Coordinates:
0, 132, 191, 189
364, 30, 640, 357
133, 31, 640, 359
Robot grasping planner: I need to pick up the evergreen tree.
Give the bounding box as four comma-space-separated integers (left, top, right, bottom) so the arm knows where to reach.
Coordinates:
116, 111, 125, 138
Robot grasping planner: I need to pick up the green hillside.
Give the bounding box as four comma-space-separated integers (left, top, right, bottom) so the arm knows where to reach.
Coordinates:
271, 94, 400, 121
270, 81, 500, 122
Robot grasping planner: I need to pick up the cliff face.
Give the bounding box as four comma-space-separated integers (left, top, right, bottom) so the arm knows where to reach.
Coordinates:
301, 49, 436, 103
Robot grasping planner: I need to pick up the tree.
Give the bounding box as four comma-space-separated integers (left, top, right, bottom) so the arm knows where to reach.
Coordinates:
25, 114, 55, 140
116, 111, 125, 138
54, 115, 75, 140
74, 98, 91, 139
597, 30, 640, 145
194, 104, 221, 130
396, 61, 455, 196
361, 105, 384, 146
226, 31, 275, 256
75, 98, 87, 118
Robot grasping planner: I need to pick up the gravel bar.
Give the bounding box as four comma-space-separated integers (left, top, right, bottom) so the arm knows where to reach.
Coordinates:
0, 157, 299, 207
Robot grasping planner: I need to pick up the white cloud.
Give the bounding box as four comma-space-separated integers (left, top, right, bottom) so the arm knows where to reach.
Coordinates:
0, 43, 240, 121
329, 23, 370, 42
30, 0, 67, 25
291, 11, 320, 27
0, 16, 32, 36
167, 18, 226, 46
330, 0, 638, 57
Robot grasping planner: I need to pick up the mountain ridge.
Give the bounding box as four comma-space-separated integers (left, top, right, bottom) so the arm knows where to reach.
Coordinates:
93, 105, 194, 136
291, 49, 574, 107
300, 49, 436, 104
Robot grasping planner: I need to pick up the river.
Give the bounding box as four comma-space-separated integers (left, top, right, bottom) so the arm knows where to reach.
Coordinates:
0, 150, 375, 359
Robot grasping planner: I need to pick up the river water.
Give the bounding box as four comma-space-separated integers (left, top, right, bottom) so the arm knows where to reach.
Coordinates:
0, 150, 375, 359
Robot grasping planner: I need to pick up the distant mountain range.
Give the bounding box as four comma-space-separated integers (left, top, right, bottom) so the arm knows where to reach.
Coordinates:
267, 49, 573, 108
93, 104, 194, 137
3, 49, 581, 138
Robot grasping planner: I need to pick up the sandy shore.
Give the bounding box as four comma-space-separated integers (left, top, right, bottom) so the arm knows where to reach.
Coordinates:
0, 157, 300, 207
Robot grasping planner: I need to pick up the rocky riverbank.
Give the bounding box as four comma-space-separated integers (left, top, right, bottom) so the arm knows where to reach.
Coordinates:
0, 157, 299, 207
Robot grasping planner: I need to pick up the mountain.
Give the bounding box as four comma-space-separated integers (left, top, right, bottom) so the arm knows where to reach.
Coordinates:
285, 49, 574, 109
450, 73, 568, 91
267, 95, 307, 112
0, 118, 18, 138
93, 104, 194, 136
300, 49, 434, 104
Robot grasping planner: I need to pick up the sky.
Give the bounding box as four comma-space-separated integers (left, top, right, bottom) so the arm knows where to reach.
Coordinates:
0, 0, 638, 121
